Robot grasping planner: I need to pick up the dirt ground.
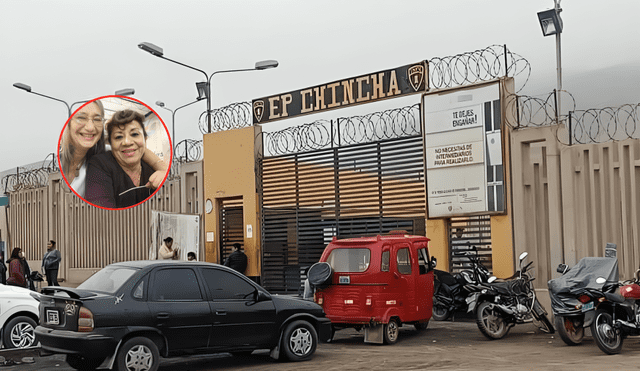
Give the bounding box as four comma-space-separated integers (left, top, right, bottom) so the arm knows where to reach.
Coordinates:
6, 318, 640, 371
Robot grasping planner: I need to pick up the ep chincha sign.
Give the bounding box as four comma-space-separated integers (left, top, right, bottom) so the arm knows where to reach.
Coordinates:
253, 62, 427, 124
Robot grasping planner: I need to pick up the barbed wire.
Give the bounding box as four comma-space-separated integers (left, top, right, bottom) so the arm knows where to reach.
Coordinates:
569, 104, 640, 144
198, 102, 253, 134
428, 44, 531, 93
2, 167, 51, 192
260, 104, 420, 156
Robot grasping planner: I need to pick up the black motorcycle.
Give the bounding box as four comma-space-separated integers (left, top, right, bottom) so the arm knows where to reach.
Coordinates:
432, 246, 491, 321
466, 252, 554, 339
547, 257, 619, 346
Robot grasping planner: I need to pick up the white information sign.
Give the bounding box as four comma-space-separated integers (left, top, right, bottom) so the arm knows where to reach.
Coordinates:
423, 83, 502, 218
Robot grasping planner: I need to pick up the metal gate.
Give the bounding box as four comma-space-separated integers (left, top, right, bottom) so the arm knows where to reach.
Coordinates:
448, 216, 492, 273
260, 135, 426, 294
219, 198, 243, 265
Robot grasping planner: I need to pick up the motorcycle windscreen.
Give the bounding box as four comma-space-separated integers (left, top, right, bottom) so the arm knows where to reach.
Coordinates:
547, 257, 619, 315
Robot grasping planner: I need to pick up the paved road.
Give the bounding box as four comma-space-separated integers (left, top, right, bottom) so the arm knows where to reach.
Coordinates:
3, 319, 640, 371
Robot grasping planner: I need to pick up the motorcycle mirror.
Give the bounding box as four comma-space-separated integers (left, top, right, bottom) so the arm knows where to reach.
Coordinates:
596, 277, 606, 284
519, 252, 528, 261
557, 263, 568, 274
488, 276, 497, 283
431, 256, 437, 269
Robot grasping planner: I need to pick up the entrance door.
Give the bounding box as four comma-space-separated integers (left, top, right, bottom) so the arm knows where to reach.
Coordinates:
219, 198, 243, 264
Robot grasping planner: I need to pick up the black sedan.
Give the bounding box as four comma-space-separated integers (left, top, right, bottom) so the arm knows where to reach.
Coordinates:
33, 261, 332, 371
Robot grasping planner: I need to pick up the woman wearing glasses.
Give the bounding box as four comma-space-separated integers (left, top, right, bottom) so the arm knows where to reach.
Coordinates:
85, 109, 156, 208
60, 100, 167, 198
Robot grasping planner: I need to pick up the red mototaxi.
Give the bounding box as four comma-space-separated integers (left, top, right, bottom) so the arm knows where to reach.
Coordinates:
313, 233, 435, 343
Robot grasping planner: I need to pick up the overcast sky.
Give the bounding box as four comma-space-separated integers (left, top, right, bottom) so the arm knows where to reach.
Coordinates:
1, 0, 639, 174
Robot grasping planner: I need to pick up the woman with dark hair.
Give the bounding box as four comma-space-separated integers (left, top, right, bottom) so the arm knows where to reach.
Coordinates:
85, 109, 159, 208
158, 237, 178, 260
6, 247, 27, 288
60, 100, 167, 198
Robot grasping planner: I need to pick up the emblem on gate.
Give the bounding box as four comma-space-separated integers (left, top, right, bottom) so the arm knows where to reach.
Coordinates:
253, 100, 265, 122
65, 303, 77, 316
407, 64, 425, 92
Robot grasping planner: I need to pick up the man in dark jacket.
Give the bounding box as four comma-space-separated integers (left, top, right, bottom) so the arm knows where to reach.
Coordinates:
224, 243, 247, 274
42, 240, 61, 286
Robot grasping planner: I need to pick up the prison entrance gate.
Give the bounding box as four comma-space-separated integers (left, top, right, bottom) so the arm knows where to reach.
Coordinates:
259, 135, 427, 294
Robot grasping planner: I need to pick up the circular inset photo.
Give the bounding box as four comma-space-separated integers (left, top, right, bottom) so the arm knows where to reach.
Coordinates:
58, 96, 172, 209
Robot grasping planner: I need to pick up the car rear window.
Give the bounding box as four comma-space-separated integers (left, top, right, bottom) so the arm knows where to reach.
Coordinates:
77, 267, 138, 294
327, 248, 371, 272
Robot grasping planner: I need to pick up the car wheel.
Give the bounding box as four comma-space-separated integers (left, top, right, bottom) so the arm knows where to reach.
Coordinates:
383, 318, 400, 345
2, 316, 37, 349
66, 354, 105, 371
115, 336, 160, 371
281, 320, 318, 361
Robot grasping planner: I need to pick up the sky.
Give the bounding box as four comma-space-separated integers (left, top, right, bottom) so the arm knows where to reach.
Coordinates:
1, 0, 639, 174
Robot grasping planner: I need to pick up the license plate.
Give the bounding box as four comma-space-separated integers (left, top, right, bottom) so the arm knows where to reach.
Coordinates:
339, 276, 350, 284
581, 301, 594, 312
47, 310, 60, 325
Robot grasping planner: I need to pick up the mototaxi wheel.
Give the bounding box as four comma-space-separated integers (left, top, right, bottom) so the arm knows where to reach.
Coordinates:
476, 301, 510, 340
591, 308, 623, 355
383, 318, 400, 345
554, 315, 584, 345
115, 336, 160, 371
66, 354, 106, 371
281, 320, 318, 361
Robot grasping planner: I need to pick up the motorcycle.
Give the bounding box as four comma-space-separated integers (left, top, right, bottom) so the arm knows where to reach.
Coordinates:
590, 266, 640, 354
466, 252, 555, 339
432, 246, 491, 321
547, 257, 619, 346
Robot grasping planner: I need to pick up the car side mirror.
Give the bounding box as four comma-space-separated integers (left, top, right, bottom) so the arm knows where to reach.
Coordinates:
431, 257, 437, 269
255, 290, 271, 302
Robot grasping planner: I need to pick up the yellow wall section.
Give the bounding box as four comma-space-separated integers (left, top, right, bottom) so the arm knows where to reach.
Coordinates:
491, 212, 514, 277
203, 126, 262, 277
426, 218, 448, 271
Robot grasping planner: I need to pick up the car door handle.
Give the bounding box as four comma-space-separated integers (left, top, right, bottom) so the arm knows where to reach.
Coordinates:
215, 310, 227, 315
157, 312, 170, 319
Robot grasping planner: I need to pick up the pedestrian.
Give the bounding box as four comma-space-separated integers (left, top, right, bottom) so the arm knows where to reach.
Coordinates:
20, 250, 35, 290
158, 237, 178, 260
187, 252, 197, 261
224, 243, 247, 274
0, 252, 6, 285
6, 247, 27, 288
42, 240, 61, 286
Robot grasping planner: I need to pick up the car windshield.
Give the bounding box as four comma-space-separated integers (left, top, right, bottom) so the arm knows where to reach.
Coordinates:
77, 266, 139, 294
327, 248, 371, 272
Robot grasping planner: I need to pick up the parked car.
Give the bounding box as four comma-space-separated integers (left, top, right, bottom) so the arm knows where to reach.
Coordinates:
0, 283, 39, 349
310, 232, 436, 344
34, 261, 332, 371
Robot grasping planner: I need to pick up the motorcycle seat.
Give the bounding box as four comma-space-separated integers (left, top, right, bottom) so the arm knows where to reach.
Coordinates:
604, 292, 625, 303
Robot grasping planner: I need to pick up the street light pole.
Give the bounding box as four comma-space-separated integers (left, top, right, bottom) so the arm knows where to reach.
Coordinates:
537, 0, 563, 123
12, 83, 136, 117
156, 98, 204, 160
138, 42, 278, 133
554, 0, 562, 122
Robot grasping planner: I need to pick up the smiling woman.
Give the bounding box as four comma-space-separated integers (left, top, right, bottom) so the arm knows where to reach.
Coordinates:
84, 109, 157, 209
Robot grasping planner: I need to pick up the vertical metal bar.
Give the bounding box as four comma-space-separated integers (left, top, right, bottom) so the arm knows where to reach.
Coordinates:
330, 119, 334, 149
553, 89, 558, 124
516, 94, 521, 128
569, 111, 573, 146
503, 44, 508, 77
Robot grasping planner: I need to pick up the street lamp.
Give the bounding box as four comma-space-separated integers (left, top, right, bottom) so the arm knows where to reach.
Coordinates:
138, 41, 278, 133
156, 98, 204, 160
537, 0, 563, 122
12, 83, 136, 116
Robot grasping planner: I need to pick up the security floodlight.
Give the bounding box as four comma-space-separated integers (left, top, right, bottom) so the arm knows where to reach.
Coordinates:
115, 88, 135, 96
537, 8, 563, 36
255, 60, 279, 70
138, 42, 164, 56
13, 83, 32, 92
196, 82, 209, 100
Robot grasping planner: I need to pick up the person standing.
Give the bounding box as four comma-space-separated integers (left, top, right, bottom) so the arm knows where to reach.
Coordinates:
158, 237, 178, 260
41, 240, 61, 286
0, 252, 6, 285
224, 243, 248, 274
6, 247, 27, 288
